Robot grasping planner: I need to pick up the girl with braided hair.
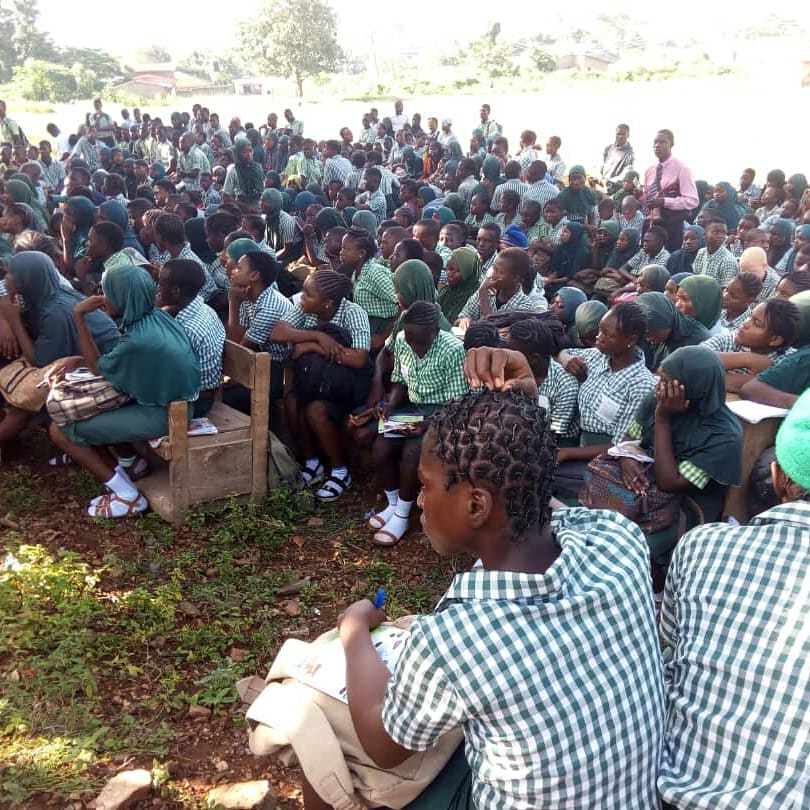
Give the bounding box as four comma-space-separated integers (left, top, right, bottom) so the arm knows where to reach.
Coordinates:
319, 348, 664, 810
355, 301, 468, 547
270, 269, 372, 501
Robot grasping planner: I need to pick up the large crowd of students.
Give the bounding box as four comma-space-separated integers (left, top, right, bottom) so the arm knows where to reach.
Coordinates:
0, 95, 808, 809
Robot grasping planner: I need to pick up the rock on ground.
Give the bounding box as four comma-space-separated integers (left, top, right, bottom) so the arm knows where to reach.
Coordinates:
92, 769, 152, 809
207, 779, 276, 809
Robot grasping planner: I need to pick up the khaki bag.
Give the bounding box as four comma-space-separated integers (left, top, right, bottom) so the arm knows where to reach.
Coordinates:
0, 358, 48, 412
267, 431, 303, 491
46, 374, 131, 426
238, 618, 463, 809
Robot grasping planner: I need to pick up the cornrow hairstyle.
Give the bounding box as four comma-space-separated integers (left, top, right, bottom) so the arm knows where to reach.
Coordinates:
164, 258, 205, 298
205, 211, 240, 236
91, 221, 124, 253
429, 389, 557, 541
153, 213, 186, 245
611, 301, 647, 342
142, 208, 163, 229
396, 238, 423, 262
735, 271, 763, 300
311, 268, 353, 303
243, 251, 279, 287
763, 298, 801, 347
782, 270, 810, 293
12, 231, 59, 259
402, 300, 440, 328
507, 316, 564, 358
344, 227, 376, 262
463, 320, 502, 350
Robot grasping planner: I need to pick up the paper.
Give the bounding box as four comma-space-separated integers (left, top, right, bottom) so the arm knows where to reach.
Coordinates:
727, 400, 789, 424
64, 368, 103, 382
260, 626, 410, 705
378, 413, 423, 437
147, 417, 218, 448
608, 441, 655, 464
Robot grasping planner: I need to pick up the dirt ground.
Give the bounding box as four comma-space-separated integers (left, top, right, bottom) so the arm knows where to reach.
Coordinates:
0, 422, 460, 808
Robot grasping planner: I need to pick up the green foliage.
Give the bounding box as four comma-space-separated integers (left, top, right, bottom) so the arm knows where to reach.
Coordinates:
13, 60, 78, 103
1, 468, 43, 514
178, 50, 242, 82
531, 48, 558, 74
135, 45, 172, 64
239, 0, 344, 97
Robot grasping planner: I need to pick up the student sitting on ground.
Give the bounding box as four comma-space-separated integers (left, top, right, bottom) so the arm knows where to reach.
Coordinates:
308, 352, 664, 810
355, 301, 468, 547
157, 258, 226, 417
636, 292, 711, 371
269, 270, 371, 502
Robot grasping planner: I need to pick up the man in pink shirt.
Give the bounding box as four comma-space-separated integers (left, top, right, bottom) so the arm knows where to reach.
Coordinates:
641, 129, 699, 252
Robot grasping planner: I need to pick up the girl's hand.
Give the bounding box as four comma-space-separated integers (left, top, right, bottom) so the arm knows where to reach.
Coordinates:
620, 457, 647, 495
337, 599, 386, 636
564, 356, 588, 383
73, 295, 107, 315
0, 318, 20, 359
464, 346, 539, 396
655, 378, 690, 415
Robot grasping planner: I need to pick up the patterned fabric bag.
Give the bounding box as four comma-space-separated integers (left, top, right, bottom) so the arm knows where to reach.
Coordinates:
46, 374, 131, 426
579, 453, 681, 534
0, 358, 48, 412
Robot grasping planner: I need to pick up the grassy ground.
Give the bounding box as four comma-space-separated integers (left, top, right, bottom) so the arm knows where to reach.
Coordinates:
0, 426, 459, 808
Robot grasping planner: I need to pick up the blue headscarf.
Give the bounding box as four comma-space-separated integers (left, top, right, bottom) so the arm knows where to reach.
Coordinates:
99, 200, 143, 253
701, 181, 746, 229
666, 224, 705, 275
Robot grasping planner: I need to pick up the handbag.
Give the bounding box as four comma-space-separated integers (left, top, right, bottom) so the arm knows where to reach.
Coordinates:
238, 617, 463, 810
579, 453, 681, 534
0, 358, 48, 412
46, 372, 131, 426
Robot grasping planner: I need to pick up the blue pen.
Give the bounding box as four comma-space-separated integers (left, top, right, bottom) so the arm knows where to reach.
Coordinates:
373, 588, 386, 609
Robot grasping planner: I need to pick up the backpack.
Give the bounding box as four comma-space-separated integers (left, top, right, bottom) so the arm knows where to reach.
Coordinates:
267, 431, 303, 491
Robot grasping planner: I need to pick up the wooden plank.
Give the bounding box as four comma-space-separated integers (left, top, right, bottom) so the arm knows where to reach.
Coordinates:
206, 401, 251, 433
251, 352, 271, 501
167, 400, 190, 525
223, 340, 256, 388
187, 439, 254, 502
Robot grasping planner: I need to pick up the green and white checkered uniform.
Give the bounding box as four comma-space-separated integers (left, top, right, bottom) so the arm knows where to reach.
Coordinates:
465, 212, 496, 231
365, 189, 387, 223
720, 307, 750, 334
628, 247, 671, 276
757, 267, 781, 302
701, 331, 795, 374
524, 221, 550, 243
491, 179, 530, 211
569, 347, 655, 443
390, 331, 468, 406
176, 295, 225, 391
458, 287, 534, 323
383, 506, 665, 810
177, 145, 211, 191
692, 246, 738, 287
626, 420, 710, 489
539, 360, 579, 439
353, 260, 398, 320
524, 180, 559, 209
658, 502, 810, 809
239, 285, 294, 361
282, 297, 371, 351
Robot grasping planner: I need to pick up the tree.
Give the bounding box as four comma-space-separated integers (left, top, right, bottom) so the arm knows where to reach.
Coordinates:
0, 5, 16, 80
15, 59, 77, 102
469, 25, 518, 84
135, 45, 172, 64
239, 0, 343, 97
531, 48, 557, 74
11, 0, 52, 62
179, 50, 241, 82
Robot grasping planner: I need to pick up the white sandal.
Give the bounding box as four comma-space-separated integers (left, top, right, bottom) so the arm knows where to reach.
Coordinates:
87, 493, 148, 519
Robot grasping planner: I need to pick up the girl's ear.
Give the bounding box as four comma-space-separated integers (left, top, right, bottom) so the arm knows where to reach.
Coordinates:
467, 485, 494, 530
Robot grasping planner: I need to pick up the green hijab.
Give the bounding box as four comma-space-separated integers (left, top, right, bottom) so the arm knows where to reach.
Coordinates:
678, 274, 722, 329
5, 179, 49, 232
636, 291, 710, 370
438, 246, 481, 324
233, 137, 265, 201
98, 264, 200, 406
226, 237, 258, 263
65, 196, 97, 259
351, 210, 377, 239
434, 206, 455, 227
636, 346, 742, 486
575, 300, 608, 341
391, 259, 451, 342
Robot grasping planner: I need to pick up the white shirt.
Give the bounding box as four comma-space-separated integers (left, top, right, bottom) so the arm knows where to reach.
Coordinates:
390, 113, 408, 132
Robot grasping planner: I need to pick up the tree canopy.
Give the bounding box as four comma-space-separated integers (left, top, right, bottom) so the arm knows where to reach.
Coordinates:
239, 0, 343, 97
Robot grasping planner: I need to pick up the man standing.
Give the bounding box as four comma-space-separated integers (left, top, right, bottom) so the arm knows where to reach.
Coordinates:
641, 129, 698, 252
600, 123, 634, 194
659, 390, 810, 810
737, 167, 762, 209
390, 99, 408, 132
283, 108, 304, 136
438, 118, 457, 151
545, 136, 566, 187
516, 130, 541, 175
175, 132, 210, 191
479, 103, 499, 140
46, 123, 72, 162
0, 100, 25, 148
92, 99, 115, 146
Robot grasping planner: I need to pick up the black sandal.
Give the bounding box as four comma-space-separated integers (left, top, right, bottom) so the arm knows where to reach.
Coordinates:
301, 461, 325, 488
316, 474, 352, 502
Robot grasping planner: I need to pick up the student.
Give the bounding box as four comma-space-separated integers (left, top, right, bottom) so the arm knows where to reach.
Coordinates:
636, 291, 711, 370
665, 224, 704, 276
740, 294, 810, 407
700, 182, 746, 230
718, 271, 762, 333
438, 247, 481, 325
574, 299, 608, 348
617, 194, 644, 232
261, 188, 303, 264
691, 219, 738, 287
540, 199, 568, 249
475, 222, 500, 276
520, 200, 548, 244
775, 269, 810, 299
549, 286, 587, 342
658, 390, 810, 810
340, 228, 398, 349
707, 298, 800, 393
675, 275, 723, 333
158, 259, 225, 416
456, 248, 533, 328
494, 190, 522, 231
270, 270, 371, 501
153, 212, 207, 271
613, 227, 670, 287
555, 165, 596, 226
736, 245, 779, 303
544, 221, 591, 296
767, 218, 793, 269
554, 303, 655, 496
726, 212, 759, 258
315, 356, 664, 810
48, 264, 200, 518
358, 302, 468, 546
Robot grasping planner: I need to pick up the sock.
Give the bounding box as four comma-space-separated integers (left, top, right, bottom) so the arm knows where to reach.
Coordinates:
116, 455, 137, 469
379, 499, 413, 541
331, 465, 349, 480
105, 468, 138, 501
372, 489, 399, 525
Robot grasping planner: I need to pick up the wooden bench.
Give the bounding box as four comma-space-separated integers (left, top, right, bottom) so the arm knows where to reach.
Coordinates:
139, 341, 271, 525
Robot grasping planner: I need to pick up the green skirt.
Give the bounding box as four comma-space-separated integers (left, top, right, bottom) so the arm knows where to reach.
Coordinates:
62, 402, 190, 447
403, 744, 472, 810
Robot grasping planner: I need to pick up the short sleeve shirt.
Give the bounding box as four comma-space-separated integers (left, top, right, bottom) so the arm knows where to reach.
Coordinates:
390, 331, 469, 406
459, 287, 534, 321
628, 247, 671, 275
176, 295, 225, 390
539, 359, 580, 439
692, 246, 739, 287
352, 260, 398, 320
239, 285, 294, 361
282, 297, 371, 352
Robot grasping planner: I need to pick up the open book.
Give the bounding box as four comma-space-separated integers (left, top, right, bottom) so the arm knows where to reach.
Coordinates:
727, 400, 789, 425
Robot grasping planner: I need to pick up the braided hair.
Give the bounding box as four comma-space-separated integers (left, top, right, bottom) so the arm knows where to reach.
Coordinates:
508, 316, 564, 358
310, 268, 353, 304
403, 300, 440, 328
429, 390, 557, 542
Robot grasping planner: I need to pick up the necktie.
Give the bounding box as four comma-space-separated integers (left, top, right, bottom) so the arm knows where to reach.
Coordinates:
646, 163, 664, 216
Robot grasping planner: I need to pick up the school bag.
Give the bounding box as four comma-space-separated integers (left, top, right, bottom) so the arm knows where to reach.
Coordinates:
266, 430, 304, 491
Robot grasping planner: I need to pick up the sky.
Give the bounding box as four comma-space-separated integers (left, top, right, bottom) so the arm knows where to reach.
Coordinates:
33, 1, 810, 60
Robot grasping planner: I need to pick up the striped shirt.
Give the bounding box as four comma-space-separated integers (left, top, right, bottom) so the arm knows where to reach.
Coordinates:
239, 285, 294, 361
282, 296, 371, 351
523, 180, 559, 209
323, 155, 352, 188
659, 502, 810, 810
457, 175, 479, 209
701, 330, 794, 373
569, 347, 655, 443
353, 260, 398, 320
757, 266, 780, 302
458, 287, 534, 321
390, 331, 469, 406
628, 247, 671, 275
177, 145, 210, 191
539, 359, 580, 439
491, 179, 530, 211
345, 167, 365, 191
364, 189, 387, 224
692, 246, 739, 287
383, 507, 664, 810
545, 219, 569, 248
176, 295, 225, 391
